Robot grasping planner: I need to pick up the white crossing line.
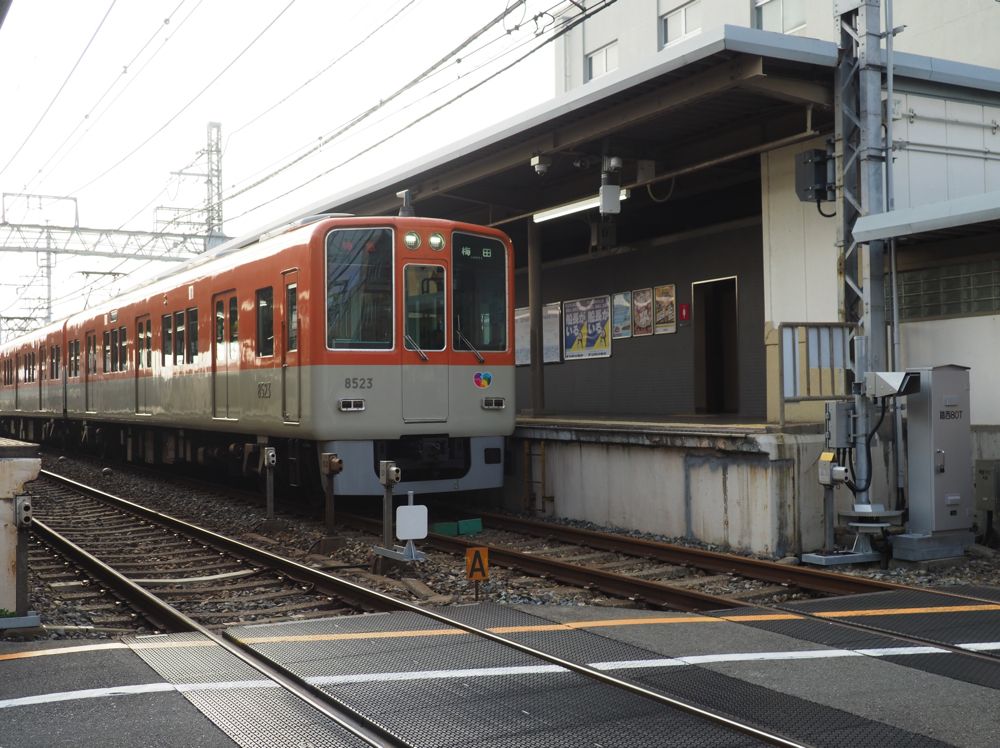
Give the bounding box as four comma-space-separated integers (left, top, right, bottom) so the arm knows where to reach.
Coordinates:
1, 642, 996, 710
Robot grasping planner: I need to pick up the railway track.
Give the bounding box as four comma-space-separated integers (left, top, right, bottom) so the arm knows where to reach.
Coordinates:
29, 471, 396, 631
340, 511, 903, 612
26, 468, 816, 747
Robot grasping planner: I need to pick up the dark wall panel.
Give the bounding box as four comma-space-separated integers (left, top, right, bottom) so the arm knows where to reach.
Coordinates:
514, 221, 765, 419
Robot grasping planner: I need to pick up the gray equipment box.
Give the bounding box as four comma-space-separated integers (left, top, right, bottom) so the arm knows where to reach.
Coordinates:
905, 365, 972, 535
975, 460, 999, 514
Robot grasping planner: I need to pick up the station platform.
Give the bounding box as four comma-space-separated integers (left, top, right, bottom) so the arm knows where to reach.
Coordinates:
3, 590, 1000, 747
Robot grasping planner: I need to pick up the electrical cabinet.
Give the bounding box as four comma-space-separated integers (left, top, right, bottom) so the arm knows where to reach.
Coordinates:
905, 365, 973, 534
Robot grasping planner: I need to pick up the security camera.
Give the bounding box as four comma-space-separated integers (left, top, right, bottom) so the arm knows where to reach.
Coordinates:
864, 371, 920, 399
530, 155, 551, 176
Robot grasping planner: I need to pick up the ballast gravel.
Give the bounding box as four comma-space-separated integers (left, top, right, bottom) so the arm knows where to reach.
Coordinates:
11, 451, 999, 641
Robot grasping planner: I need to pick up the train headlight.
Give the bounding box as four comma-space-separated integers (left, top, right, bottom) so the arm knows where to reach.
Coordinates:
403, 231, 421, 250
428, 232, 445, 251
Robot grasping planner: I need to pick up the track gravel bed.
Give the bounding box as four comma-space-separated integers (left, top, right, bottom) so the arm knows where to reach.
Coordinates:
11, 451, 1000, 642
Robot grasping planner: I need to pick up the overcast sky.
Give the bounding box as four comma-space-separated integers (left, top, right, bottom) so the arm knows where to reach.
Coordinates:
0, 0, 563, 326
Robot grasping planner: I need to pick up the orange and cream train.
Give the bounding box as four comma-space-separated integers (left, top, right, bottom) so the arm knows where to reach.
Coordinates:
0, 215, 515, 495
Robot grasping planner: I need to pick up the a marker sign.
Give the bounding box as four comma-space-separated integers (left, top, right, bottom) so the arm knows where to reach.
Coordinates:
465, 547, 489, 581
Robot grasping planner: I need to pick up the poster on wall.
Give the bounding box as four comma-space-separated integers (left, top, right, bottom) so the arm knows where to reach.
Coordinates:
563, 295, 611, 360
654, 284, 677, 334
514, 303, 564, 365
612, 291, 632, 339
543, 302, 562, 363
632, 288, 653, 336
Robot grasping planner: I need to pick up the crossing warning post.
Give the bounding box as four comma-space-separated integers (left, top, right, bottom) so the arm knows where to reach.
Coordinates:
465, 547, 489, 600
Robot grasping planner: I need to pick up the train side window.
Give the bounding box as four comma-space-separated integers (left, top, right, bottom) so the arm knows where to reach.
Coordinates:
53, 346, 60, 378
215, 301, 225, 343
110, 329, 119, 372
136, 324, 144, 369
229, 297, 238, 342
286, 285, 298, 352
256, 287, 274, 357
118, 326, 127, 371
162, 314, 172, 366
174, 311, 185, 366
103, 332, 111, 373
187, 307, 198, 364
39, 347, 46, 381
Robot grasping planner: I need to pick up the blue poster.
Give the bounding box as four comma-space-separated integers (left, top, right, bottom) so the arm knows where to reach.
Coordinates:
563, 295, 611, 360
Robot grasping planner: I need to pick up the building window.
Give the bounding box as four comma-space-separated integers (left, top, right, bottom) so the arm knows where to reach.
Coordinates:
256, 287, 274, 356
753, 0, 805, 34
586, 41, 618, 82
662, 1, 701, 46
893, 258, 1000, 321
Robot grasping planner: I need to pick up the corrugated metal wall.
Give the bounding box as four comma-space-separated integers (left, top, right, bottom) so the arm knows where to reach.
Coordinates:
514, 221, 766, 418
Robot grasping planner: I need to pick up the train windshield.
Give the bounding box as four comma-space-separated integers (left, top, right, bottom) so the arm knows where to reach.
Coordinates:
404, 265, 446, 351
326, 228, 393, 349
452, 232, 507, 352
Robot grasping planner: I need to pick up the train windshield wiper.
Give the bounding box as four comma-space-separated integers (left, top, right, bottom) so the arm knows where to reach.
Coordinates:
404, 333, 429, 361
455, 328, 485, 363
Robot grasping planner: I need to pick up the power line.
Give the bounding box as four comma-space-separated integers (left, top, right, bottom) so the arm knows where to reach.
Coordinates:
232, 0, 613, 221
24, 0, 194, 193
226, 0, 420, 145
219, 0, 530, 207
69, 0, 298, 196
144, 0, 581, 232
0, 0, 118, 180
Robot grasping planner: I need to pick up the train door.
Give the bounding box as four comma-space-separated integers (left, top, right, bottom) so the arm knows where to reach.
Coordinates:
693, 276, 739, 414
135, 315, 151, 414
281, 271, 300, 423
212, 292, 240, 419
401, 263, 448, 422
84, 331, 97, 412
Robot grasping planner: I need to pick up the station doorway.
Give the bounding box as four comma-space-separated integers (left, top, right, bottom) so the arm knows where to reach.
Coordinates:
693, 276, 738, 414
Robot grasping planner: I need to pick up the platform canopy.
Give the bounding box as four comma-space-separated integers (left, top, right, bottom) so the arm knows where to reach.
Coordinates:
853, 190, 1000, 244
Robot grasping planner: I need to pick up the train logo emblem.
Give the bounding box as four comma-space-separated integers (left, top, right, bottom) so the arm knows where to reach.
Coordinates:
474, 372, 493, 389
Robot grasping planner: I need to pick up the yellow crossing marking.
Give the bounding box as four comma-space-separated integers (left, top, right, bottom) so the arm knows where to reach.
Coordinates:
814, 603, 1000, 618
3, 603, 997, 662
0, 642, 127, 662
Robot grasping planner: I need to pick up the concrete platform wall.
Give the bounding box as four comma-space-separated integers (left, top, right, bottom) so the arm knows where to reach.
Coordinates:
507, 429, 838, 557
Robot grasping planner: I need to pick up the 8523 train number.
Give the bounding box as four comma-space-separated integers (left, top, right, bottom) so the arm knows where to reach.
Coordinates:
345, 377, 374, 389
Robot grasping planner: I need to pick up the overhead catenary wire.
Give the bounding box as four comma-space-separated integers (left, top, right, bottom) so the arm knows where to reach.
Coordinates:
225, 0, 421, 148
16, 1, 603, 320
0, 0, 118, 181
141, 0, 562, 234
230, 0, 617, 222
69, 0, 299, 197
25, 0, 198, 194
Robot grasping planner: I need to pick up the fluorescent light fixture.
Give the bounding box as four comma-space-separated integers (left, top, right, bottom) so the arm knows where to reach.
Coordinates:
532, 189, 630, 223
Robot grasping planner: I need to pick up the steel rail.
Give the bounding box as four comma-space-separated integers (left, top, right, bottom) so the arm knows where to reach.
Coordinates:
341, 513, 750, 611
34, 470, 811, 747
30, 517, 399, 748
471, 510, 906, 596
37, 470, 398, 613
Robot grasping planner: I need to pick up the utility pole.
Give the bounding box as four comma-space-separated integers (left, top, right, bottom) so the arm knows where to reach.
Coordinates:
835, 0, 886, 509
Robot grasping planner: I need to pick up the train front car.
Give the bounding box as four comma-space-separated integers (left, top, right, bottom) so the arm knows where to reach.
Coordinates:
309, 217, 515, 496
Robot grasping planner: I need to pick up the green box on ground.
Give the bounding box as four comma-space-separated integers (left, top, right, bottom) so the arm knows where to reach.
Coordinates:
457, 518, 483, 535
430, 521, 459, 536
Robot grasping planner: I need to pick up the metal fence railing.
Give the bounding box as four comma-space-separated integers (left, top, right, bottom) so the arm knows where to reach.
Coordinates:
778, 322, 855, 428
